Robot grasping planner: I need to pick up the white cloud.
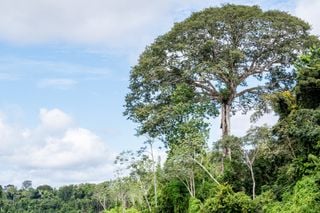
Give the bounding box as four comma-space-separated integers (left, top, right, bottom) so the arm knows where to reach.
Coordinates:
18, 128, 108, 169
295, 0, 320, 35
0, 0, 312, 49
39, 108, 73, 130
0, 0, 306, 65
0, 0, 291, 47
37, 78, 77, 90
0, 108, 115, 187
0, 116, 16, 154
0, 0, 172, 46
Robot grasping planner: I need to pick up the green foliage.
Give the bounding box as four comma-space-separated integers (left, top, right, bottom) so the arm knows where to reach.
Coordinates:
295, 47, 320, 109
202, 184, 254, 213
188, 197, 202, 213
195, 180, 218, 202
0, 183, 105, 213
58, 185, 74, 201
268, 91, 297, 119
105, 207, 141, 213
21, 180, 32, 190
263, 47, 320, 212
158, 180, 189, 213
222, 158, 248, 192
122, 8, 318, 211
267, 174, 320, 212
252, 191, 276, 212
271, 47, 320, 162
1, 5, 320, 213
125, 4, 313, 146
216, 136, 249, 192
274, 108, 320, 158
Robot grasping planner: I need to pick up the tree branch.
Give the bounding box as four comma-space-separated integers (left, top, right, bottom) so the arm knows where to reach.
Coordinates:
240, 58, 280, 82
235, 86, 266, 98
177, 176, 193, 197
192, 158, 220, 185
194, 81, 219, 98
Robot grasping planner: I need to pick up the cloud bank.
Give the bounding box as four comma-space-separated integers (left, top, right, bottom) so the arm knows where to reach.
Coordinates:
0, 108, 115, 187
0, 0, 172, 46
0, 0, 301, 47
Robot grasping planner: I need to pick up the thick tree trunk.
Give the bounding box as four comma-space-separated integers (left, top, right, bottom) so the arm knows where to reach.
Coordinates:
221, 103, 231, 136
221, 102, 231, 160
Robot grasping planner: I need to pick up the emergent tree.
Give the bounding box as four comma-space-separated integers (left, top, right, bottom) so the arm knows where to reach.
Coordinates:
125, 4, 313, 157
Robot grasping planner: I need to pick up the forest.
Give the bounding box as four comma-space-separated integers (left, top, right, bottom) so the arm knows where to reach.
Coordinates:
1, 4, 320, 213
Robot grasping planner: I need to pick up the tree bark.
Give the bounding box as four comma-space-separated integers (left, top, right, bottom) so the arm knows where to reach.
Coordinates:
149, 142, 158, 209
143, 193, 151, 212
250, 164, 256, 199
245, 153, 256, 199
192, 158, 220, 185
221, 102, 231, 160
246, 158, 256, 199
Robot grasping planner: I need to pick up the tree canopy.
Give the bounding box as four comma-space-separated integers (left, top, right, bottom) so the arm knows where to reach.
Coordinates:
125, 4, 313, 152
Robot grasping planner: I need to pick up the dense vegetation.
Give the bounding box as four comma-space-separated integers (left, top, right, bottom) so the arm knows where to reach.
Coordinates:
1, 4, 319, 213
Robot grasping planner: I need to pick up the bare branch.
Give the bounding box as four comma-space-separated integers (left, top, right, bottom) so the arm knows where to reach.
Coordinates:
235, 86, 266, 98
194, 81, 219, 98
240, 58, 280, 82
177, 176, 193, 197
192, 158, 220, 185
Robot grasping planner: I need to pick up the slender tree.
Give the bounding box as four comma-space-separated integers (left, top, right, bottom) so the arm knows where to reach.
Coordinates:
125, 4, 313, 158
242, 126, 271, 199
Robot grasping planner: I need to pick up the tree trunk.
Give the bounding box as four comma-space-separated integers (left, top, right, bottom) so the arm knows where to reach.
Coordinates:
249, 163, 256, 199
97, 196, 107, 211
221, 102, 231, 160
149, 142, 158, 209
191, 171, 195, 197
245, 154, 256, 199
193, 158, 220, 185
178, 177, 195, 197
143, 193, 152, 212
251, 166, 256, 199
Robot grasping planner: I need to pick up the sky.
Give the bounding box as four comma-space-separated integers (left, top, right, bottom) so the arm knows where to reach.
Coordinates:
0, 0, 319, 188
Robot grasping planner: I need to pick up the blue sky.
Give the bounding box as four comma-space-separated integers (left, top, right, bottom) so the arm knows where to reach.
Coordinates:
0, 0, 319, 187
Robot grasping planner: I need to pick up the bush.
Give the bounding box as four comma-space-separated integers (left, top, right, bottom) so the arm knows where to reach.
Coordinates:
105, 207, 141, 213
266, 174, 320, 213
188, 197, 202, 213
202, 184, 255, 213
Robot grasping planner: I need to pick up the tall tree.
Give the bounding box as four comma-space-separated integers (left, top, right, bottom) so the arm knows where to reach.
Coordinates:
125, 4, 313, 157
21, 180, 32, 190
242, 126, 271, 199
272, 47, 320, 159
115, 146, 159, 212
164, 120, 217, 197
295, 47, 320, 109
